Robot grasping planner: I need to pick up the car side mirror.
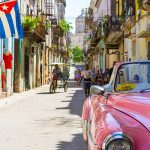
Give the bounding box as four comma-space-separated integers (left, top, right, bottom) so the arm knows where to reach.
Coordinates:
90, 85, 105, 96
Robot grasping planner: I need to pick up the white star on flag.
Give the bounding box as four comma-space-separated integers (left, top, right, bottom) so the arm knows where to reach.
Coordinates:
1, 4, 8, 10
0, 0, 23, 39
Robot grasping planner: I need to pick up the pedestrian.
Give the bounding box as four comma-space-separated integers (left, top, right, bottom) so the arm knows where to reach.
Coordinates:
79, 68, 84, 85
98, 69, 104, 85
95, 70, 100, 85
103, 68, 109, 84
90, 67, 96, 85
83, 68, 92, 97
52, 64, 61, 87
62, 66, 69, 81
75, 69, 81, 86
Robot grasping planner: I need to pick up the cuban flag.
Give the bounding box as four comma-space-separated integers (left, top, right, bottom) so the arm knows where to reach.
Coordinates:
0, 0, 23, 39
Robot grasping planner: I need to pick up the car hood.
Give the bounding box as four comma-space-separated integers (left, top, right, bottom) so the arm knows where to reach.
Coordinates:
108, 93, 150, 132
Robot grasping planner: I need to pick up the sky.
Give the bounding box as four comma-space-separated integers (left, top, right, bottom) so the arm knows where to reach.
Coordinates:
65, 0, 91, 33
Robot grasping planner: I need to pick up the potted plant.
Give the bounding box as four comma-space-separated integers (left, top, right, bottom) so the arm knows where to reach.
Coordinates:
22, 16, 36, 31
59, 19, 72, 34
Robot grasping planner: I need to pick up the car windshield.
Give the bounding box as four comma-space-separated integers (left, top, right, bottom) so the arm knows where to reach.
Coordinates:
115, 62, 150, 93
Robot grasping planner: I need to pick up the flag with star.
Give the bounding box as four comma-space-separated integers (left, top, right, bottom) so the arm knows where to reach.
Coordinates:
0, 0, 23, 39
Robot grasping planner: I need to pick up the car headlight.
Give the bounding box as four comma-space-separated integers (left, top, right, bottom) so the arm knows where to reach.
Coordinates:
102, 132, 133, 150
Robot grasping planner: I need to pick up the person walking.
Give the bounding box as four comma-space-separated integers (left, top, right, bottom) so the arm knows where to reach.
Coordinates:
75, 69, 81, 86
83, 69, 92, 97
103, 68, 110, 84
90, 68, 96, 85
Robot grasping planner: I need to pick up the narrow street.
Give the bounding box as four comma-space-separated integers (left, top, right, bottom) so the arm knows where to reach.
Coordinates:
0, 81, 87, 150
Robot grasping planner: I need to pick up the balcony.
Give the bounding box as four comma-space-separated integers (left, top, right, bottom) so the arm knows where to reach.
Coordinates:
51, 18, 57, 25
136, 14, 150, 38
52, 35, 59, 45
121, 15, 136, 35
121, 1, 136, 34
34, 23, 48, 39
90, 21, 103, 46
90, 31, 101, 47
23, 16, 47, 42
142, 0, 150, 12
85, 8, 93, 31
106, 16, 123, 43
52, 25, 64, 37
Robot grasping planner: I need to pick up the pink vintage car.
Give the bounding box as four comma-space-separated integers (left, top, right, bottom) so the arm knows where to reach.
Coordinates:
82, 61, 150, 150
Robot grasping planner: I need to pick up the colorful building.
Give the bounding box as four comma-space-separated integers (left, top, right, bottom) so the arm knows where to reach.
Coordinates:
0, 0, 69, 98
85, 0, 150, 72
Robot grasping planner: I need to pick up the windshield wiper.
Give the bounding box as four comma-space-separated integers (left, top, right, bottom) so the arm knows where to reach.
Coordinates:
139, 88, 150, 93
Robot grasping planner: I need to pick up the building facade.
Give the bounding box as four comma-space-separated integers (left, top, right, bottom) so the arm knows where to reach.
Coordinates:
0, 0, 69, 98
84, 0, 150, 72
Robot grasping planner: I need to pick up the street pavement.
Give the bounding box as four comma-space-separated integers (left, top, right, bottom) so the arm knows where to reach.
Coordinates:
0, 81, 87, 150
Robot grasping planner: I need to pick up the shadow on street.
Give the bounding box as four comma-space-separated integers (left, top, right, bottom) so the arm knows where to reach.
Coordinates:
56, 81, 87, 150
55, 89, 84, 117
37, 91, 64, 94
56, 133, 87, 150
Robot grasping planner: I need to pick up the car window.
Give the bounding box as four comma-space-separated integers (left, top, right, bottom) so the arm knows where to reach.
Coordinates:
115, 62, 150, 92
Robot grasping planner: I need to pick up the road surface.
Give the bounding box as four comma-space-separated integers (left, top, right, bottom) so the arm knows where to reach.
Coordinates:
0, 81, 87, 150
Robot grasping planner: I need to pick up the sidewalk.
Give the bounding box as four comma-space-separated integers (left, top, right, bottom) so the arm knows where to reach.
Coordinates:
0, 85, 49, 110
0, 81, 85, 110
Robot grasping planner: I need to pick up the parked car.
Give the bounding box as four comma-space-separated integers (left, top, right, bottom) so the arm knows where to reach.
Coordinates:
82, 61, 150, 150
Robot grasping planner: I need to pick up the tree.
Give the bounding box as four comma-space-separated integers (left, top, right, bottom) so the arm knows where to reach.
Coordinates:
72, 46, 84, 63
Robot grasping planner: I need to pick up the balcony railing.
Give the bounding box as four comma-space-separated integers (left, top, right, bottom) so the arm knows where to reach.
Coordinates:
121, 15, 136, 35
34, 23, 48, 39
50, 18, 57, 25
120, 1, 136, 34
52, 35, 59, 44
106, 16, 123, 43
85, 8, 93, 31
53, 25, 64, 37
23, 15, 48, 42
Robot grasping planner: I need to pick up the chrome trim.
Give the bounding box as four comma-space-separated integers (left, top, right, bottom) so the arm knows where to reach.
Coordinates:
102, 132, 133, 150
90, 85, 105, 96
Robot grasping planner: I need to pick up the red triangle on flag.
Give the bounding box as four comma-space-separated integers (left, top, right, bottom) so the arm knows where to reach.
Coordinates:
0, 0, 17, 14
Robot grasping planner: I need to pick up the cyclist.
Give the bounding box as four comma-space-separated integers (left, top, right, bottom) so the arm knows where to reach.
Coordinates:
52, 64, 61, 87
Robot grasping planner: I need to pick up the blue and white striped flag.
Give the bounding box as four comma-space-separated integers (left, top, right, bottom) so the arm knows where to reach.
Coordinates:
0, 0, 23, 39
